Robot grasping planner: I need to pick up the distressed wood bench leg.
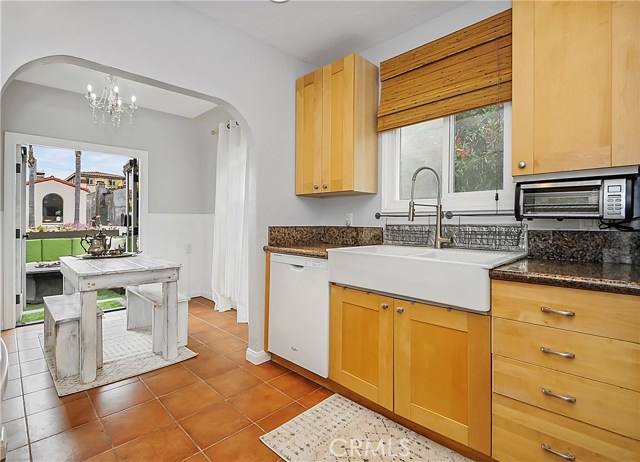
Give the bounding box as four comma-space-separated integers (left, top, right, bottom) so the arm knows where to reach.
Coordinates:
97, 315, 103, 369
126, 287, 152, 330
152, 304, 166, 354
45, 293, 104, 381
44, 305, 54, 350
54, 321, 80, 380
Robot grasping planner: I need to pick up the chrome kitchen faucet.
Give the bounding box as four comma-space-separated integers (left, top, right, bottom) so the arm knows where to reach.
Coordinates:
408, 166, 452, 249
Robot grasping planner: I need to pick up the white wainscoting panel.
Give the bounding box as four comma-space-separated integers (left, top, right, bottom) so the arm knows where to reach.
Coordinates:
145, 213, 214, 299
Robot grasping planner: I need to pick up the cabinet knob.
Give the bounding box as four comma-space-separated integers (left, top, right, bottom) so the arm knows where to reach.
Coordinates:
322, 184, 328, 189
381, 303, 389, 310
313, 185, 319, 190
517, 161, 527, 169
396, 307, 404, 314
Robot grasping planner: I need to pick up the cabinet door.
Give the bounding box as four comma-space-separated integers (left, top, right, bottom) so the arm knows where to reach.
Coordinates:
322, 54, 355, 193
329, 285, 393, 410
394, 300, 491, 455
295, 69, 323, 195
612, 0, 640, 166
513, 1, 613, 175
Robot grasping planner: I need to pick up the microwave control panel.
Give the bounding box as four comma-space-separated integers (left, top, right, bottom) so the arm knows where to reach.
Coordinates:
602, 178, 627, 219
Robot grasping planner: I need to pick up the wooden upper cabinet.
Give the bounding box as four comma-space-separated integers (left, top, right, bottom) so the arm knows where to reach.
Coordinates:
296, 53, 379, 196
512, 0, 640, 176
612, 0, 640, 167
295, 69, 323, 195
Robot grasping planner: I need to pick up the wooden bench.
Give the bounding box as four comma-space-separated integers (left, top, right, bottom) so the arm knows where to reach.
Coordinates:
43, 294, 103, 380
126, 284, 188, 353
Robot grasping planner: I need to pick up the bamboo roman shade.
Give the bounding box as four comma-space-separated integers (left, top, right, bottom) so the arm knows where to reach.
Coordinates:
377, 9, 512, 132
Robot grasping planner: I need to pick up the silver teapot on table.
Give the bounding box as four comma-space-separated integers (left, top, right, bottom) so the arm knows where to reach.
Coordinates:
81, 230, 112, 256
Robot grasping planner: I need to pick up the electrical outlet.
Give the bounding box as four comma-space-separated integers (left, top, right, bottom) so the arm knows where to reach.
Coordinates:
345, 212, 353, 227
185, 244, 192, 254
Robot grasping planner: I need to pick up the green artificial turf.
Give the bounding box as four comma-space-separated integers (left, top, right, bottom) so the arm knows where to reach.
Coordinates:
98, 300, 124, 310
24, 302, 44, 312
20, 311, 44, 324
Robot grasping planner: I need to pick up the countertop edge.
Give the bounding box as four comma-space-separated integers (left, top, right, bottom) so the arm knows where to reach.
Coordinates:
490, 266, 640, 296
263, 245, 329, 259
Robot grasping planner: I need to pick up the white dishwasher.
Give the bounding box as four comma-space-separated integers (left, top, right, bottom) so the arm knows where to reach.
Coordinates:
268, 253, 329, 377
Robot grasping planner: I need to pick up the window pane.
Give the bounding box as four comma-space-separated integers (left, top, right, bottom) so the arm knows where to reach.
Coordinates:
453, 104, 504, 193
399, 119, 444, 200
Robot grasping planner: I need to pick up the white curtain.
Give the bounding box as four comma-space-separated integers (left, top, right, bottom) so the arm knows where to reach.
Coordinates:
211, 120, 249, 323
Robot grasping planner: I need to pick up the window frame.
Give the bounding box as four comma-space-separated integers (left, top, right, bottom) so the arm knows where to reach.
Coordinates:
381, 102, 514, 214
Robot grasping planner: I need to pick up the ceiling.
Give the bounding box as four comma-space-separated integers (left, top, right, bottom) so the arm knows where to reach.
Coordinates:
15, 63, 218, 119
183, 1, 468, 67
14, 1, 468, 117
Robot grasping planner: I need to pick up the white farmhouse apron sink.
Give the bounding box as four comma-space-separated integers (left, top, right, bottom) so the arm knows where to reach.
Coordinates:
328, 245, 525, 312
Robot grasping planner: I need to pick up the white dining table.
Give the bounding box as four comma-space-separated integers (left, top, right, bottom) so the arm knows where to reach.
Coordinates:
59, 254, 181, 384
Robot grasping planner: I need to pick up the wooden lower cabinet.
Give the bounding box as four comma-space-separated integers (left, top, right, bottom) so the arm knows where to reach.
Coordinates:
329, 284, 491, 455
329, 285, 394, 410
394, 299, 491, 455
493, 394, 640, 462
492, 280, 640, 462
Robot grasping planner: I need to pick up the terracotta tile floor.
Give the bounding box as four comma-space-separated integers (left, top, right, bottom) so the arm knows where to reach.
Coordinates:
1, 297, 334, 462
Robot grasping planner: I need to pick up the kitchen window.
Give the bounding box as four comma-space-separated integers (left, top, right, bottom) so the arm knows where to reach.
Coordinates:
381, 102, 514, 213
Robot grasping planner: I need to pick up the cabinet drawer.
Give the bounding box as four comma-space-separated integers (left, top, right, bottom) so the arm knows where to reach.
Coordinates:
492, 280, 640, 343
493, 318, 640, 391
493, 393, 640, 462
493, 356, 640, 439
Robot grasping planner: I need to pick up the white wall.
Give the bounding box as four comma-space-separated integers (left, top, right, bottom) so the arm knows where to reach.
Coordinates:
1, 1, 321, 352
3, 80, 220, 296
319, 1, 513, 228
4, 80, 208, 214
26, 180, 88, 227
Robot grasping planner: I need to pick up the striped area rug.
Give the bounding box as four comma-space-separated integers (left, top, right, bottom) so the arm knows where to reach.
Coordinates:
260, 394, 473, 462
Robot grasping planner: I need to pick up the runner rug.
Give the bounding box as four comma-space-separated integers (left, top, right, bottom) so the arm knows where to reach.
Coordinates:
260, 394, 473, 462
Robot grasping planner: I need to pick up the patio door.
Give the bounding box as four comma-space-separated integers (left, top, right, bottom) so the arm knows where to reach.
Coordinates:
124, 158, 140, 252
15, 145, 27, 323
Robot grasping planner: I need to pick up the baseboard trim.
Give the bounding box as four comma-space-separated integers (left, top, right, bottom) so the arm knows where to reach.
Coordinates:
201, 290, 213, 300
246, 348, 271, 365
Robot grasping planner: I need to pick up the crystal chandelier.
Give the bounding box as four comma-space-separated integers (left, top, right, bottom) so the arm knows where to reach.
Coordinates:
85, 74, 137, 127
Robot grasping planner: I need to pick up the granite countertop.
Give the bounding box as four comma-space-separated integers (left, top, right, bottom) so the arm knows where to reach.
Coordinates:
264, 226, 383, 259
491, 258, 640, 296
263, 244, 345, 259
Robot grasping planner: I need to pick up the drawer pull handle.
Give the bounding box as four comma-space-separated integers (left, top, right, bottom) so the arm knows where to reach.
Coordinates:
542, 387, 576, 403
541, 347, 575, 359
541, 443, 576, 461
541, 306, 575, 317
